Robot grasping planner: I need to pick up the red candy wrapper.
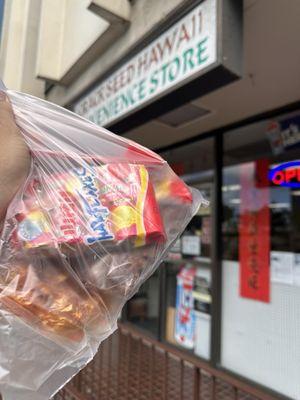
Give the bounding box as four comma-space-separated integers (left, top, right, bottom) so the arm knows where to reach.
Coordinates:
155, 174, 193, 204
99, 164, 166, 246
15, 163, 165, 249
0, 88, 205, 400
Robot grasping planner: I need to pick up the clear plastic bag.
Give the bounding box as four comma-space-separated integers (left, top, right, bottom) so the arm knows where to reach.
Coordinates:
0, 87, 205, 400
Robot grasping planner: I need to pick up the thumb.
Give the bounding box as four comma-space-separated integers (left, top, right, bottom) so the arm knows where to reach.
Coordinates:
0, 91, 14, 117
0, 91, 19, 139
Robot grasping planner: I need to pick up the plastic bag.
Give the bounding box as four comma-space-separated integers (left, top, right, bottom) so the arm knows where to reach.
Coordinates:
0, 87, 205, 400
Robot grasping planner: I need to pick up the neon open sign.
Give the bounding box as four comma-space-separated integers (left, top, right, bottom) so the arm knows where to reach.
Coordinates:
269, 161, 300, 187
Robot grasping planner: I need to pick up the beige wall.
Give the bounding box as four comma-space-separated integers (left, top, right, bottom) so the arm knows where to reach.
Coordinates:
0, 0, 44, 97
62, 0, 109, 76
0, 0, 183, 98
36, 0, 109, 83
46, 0, 195, 106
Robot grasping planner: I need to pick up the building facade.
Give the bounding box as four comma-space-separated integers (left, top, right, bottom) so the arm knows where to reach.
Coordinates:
1, 1, 300, 399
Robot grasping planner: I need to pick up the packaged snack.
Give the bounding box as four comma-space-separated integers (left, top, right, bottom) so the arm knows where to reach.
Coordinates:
0, 87, 205, 400
155, 173, 193, 204
0, 257, 104, 343
98, 163, 166, 246
16, 209, 55, 248
15, 163, 166, 251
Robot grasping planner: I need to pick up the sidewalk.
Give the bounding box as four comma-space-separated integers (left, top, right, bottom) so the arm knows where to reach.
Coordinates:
55, 324, 275, 400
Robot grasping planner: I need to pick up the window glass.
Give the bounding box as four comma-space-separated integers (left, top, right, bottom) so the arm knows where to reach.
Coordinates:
161, 136, 214, 176
126, 269, 160, 338
221, 113, 300, 399
126, 137, 214, 340
162, 138, 214, 360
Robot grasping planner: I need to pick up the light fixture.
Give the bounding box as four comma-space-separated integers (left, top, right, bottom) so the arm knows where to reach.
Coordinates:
222, 184, 241, 192
269, 203, 290, 209
230, 198, 241, 204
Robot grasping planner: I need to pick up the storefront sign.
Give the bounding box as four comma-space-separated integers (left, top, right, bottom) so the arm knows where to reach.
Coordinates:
75, 0, 217, 126
267, 116, 300, 155
269, 161, 300, 187
239, 161, 270, 303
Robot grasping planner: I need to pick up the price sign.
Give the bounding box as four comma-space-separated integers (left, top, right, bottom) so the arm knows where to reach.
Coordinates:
182, 236, 201, 256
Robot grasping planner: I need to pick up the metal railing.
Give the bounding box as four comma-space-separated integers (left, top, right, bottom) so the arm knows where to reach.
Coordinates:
56, 323, 278, 400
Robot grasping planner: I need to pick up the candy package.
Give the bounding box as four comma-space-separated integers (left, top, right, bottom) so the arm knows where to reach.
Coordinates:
0, 87, 206, 400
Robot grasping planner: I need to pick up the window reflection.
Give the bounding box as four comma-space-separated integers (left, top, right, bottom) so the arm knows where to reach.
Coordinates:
221, 113, 300, 399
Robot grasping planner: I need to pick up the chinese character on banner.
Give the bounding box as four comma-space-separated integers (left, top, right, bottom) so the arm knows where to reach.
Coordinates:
239, 160, 270, 302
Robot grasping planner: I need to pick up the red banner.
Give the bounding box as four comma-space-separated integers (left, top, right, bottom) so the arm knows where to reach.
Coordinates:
239, 160, 270, 302
255, 159, 270, 188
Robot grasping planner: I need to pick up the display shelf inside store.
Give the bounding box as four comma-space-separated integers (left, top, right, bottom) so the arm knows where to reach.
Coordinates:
164, 256, 211, 265
194, 256, 211, 264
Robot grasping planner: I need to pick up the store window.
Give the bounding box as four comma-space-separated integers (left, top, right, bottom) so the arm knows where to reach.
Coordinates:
125, 137, 215, 346
162, 137, 214, 360
221, 113, 300, 399
126, 269, 161, 338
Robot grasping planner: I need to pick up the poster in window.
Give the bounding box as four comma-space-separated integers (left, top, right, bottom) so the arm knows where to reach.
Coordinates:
239, 160, 270, 302
175, 267, 196, 349
293, 254, 300, 287
182, 235, 201, 256
271, 251, 294, 285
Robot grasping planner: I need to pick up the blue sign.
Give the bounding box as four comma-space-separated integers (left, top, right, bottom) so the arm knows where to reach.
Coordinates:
269, 161, 300, 188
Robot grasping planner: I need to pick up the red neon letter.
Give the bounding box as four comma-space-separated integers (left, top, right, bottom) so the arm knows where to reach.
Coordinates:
285, 168, 296, 182
272, 171, 284, 185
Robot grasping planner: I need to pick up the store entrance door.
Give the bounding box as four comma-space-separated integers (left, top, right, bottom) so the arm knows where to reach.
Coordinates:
163, 172, 214, 360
